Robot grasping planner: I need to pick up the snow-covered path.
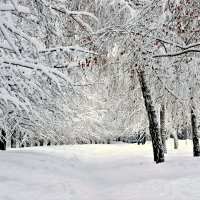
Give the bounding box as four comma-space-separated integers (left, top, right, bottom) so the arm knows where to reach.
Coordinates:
0, 140, 200, 200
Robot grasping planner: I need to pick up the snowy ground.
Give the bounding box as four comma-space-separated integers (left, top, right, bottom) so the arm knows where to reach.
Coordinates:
0, 139, 200, 200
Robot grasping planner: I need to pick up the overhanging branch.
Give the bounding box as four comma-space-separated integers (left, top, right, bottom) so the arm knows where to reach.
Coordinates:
153, 49, 200, 58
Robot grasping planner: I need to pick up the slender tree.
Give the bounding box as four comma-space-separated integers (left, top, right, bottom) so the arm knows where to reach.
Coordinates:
137, 69, 164, 163
160, 104, 167, 153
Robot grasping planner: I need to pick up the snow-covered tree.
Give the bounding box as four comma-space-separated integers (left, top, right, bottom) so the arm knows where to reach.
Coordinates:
0, 0, 97, 149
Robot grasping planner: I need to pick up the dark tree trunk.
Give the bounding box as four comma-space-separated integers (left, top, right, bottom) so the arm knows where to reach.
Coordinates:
11, 130, 16, 148
174, 137, 178, 149
15, 131, 20, 148
39, 139, 44, 146
0, 129, 6, 150
191, 108, 200, 156
138, 69, 164, 163
160, 104, 167, 153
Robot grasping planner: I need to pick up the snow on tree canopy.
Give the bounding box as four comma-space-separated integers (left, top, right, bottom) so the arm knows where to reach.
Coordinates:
0, 0, 96, 145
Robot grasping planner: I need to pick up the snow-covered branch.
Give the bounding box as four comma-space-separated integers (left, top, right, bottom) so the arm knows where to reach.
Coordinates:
0, 3, 30, 13
39, 46, 98, 55
153, 49, 200, 58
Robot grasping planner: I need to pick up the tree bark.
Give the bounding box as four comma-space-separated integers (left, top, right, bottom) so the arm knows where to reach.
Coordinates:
170, 131, 178, 149
23, 141, 27, 147
6, 132, 11, 149
0, 129, 6, 150
138, 69, 164, 163
160, 104, 167, 153
11, 130, 16, 148
16, 131, 20, 148
191, 108, 200, 156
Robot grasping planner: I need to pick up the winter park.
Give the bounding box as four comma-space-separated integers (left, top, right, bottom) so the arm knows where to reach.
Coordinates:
1, 0, 200, 199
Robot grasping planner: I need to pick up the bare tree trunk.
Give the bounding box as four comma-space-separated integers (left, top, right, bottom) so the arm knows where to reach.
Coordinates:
6, 132, 11, 149
191, 107, 200, 156
39, 139, 44, 146
11, 130, 16, 148
30, 139, 35, 147
170, 131, 178, 149
160, 104, 167, 153
138, 69, 164, 163
23, 141, 27, 147
36, 138, 40, 146
16, 131, 20, 148
0, 129, 6, 150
